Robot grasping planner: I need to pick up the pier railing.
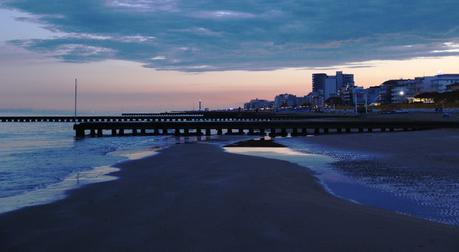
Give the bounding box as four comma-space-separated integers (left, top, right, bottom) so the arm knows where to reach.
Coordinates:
0, 112, 353, 123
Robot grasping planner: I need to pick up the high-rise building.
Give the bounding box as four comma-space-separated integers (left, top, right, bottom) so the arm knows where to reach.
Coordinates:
312, 71, 355, 102
324, 77, 337, 99
338, 71, 355, 89
312, 73, 327, 94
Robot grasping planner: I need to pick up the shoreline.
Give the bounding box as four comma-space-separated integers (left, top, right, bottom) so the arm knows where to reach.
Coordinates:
0, 165, 119, 215
0, 134, 249, 217
222, 145, 349, 203
1, 143, 458, 251
0, 147, 162, 216
273, 129, 459, 226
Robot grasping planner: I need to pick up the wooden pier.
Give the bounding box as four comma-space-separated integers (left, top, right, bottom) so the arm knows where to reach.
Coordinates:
72, 120, 459, 138
3, 111, 458, 139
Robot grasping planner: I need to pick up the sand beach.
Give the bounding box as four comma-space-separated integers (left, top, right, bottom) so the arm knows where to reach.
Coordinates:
299, 129, 459, 182
0, 142, 458, 251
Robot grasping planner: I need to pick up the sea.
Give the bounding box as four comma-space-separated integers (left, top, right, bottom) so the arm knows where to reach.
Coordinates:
1, 109, 458, 227
0, 110, 176, 213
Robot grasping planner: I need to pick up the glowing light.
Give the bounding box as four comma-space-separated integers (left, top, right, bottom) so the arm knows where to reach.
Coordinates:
399, 91, 405, 96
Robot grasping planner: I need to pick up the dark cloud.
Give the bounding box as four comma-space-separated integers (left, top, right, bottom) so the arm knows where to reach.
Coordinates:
2, 0, 459, 71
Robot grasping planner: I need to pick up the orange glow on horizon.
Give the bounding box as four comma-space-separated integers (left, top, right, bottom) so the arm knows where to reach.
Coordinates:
1, 55, 458, 112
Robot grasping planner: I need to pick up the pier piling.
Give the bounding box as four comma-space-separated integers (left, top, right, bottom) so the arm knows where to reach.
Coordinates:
71, 119, 459, 138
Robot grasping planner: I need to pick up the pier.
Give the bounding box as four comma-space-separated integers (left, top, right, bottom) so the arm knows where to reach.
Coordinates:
2, 112, 458, 138
0, 112, 352, 123
72, 120, 459, 138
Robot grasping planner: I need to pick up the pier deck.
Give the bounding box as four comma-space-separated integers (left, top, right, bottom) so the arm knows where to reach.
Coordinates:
0, 112, 353, 123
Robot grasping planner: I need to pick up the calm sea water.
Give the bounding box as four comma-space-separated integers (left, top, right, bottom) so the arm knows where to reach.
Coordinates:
0, 110, 174, 213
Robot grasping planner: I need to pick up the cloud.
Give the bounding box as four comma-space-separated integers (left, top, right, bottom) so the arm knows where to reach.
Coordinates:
53, 44, 114, 59
191, 10, 256, 20
431, 42, 459, 54
106, 0, 178, 12
151, 55, 166, 60
1, 0, 459, 71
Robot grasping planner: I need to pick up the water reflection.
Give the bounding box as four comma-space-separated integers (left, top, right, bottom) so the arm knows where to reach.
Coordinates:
224, 145, 459, 226
0, 165, 119, 214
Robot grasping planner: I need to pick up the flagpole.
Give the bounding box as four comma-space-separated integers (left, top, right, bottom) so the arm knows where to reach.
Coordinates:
74, 78, 78, 124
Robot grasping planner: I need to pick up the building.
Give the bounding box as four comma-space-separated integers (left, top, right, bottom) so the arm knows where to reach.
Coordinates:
431, 74, 459, 92
296, 96, 311, 107
312, 73, 327, 94
365, 86, 382, 105
352, 87, 367, 105
274, 94, 297, 109
398, 74, 459, 96
305, 92, 324, 108
336, 71, 355, 90
392, 79, 418, 103
379, 79, 418, 104
376, 74, 459, 104
243, 98, 273, 111
312, 71, 355, 104
447, 83, 459, 92
324, 77, 337, 100
414, 76, 437, 93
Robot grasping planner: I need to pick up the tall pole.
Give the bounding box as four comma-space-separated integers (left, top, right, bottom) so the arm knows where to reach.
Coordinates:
354, 92, 358, 114
74, 78, 78, 123
364, 93, 368, 114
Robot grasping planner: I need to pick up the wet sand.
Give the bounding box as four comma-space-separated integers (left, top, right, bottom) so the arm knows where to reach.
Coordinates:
225, 138, 285, 147
301, 129, 459, 178
280, 129, 459, 225
0, 143, 458, 251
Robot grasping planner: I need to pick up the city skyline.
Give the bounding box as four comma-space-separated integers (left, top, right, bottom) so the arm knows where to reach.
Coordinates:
1, 2, 459, 112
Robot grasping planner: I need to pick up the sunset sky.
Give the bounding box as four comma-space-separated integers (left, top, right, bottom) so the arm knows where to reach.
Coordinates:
0, 1, 458, 112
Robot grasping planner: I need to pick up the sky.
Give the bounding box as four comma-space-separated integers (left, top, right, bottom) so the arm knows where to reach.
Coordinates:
0, 0, 458, 112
